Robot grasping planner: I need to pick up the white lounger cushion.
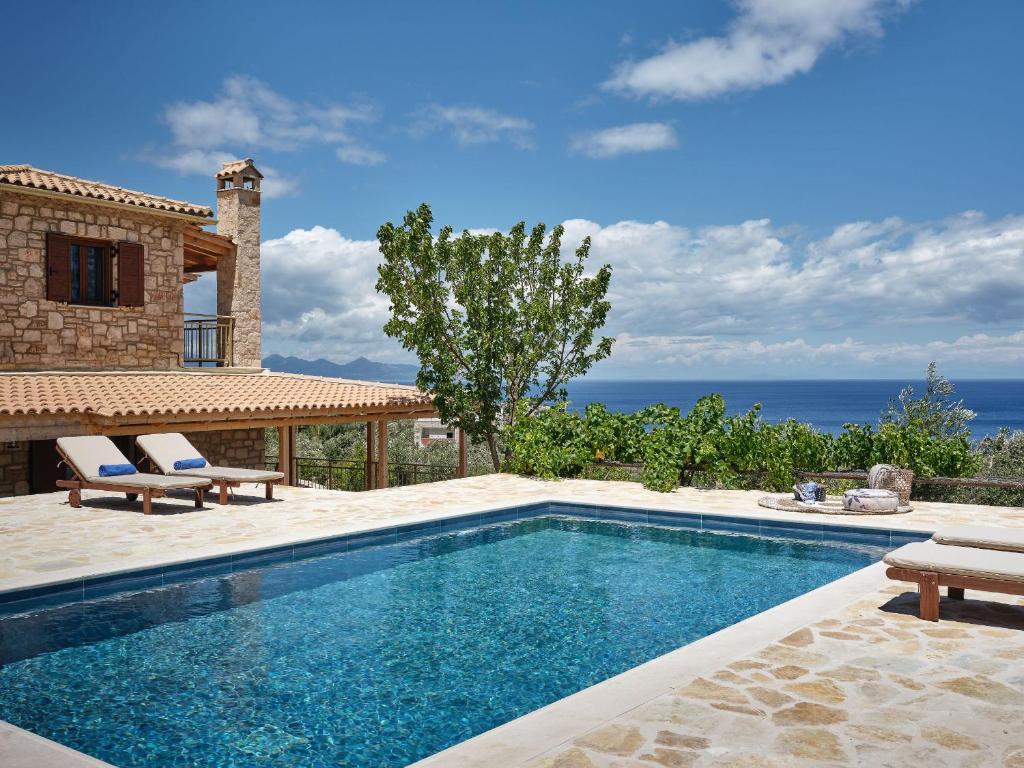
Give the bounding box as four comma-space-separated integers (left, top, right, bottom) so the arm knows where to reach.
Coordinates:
56, 436, 209, 489
88, 472, 212, 490
174, 465, 284, 483
135, 433, 204, 474
137, 432, 283, 483
885, 540, 1024, 584
932, 525, 1024, 554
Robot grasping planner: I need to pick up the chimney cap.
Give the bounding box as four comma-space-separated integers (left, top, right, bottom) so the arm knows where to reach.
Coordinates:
216, 158, 264, 180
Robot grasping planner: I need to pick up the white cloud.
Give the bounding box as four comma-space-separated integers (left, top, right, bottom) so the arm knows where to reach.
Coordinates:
258, 167, 302, 199
570, 122, 678, 158
559, 211, 1024, 345
163, 76, 380, 155
609, 331, 1024, 371
147, 148, 300, 200
412, 105, 535, 149
150, 148, 236, 176
335, 144, 386, 166
145, 76, 385, 192
605, 0, 912, 100
258, 226, 405, 361
215, 209, 1024, 375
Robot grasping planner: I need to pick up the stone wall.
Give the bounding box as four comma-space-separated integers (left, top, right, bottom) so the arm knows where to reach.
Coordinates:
0, 190, 187, 370
216, 186, 262, 368
0, 442, 29, 496
184, 428, 265, 470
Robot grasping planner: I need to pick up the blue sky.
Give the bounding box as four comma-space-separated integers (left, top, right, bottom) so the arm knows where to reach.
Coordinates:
4, 1, 1024, 378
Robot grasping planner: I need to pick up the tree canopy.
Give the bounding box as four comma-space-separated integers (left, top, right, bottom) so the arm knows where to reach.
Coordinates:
376, 203, 614, 469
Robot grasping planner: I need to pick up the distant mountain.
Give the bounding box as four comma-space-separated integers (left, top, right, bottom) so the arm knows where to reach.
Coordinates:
262, 354, 419, 384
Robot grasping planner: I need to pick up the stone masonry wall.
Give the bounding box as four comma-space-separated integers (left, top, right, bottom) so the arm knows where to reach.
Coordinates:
216, 186, 261, 368
0, 190, 187, 370
0, 442, 30, 496
184, 428, 265, 470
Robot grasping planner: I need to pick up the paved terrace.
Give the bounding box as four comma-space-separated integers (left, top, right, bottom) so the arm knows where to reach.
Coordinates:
2, 475, 1024, 767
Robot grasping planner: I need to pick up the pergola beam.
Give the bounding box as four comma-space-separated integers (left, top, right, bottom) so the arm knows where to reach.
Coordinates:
74, 406, 437, 437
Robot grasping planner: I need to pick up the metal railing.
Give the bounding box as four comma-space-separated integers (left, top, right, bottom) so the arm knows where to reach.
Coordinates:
183, 313, 234, 367
266, 455, 491, 492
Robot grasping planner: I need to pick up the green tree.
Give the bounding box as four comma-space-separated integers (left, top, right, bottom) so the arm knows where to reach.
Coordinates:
376, 203, 614, 470
881, 362, 976, 439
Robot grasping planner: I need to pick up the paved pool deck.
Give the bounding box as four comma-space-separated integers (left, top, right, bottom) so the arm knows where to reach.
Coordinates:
2, 475, 1024, 767
4, 474, 1024, 594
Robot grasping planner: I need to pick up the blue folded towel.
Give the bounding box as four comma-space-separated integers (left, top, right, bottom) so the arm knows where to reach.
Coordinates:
793, 481, 821, 503
99, 463, 137, 477
174, 457, 207, 470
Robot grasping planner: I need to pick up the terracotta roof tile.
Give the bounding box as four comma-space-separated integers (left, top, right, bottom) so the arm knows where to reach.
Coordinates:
216, 158, 263, 179
0, 165, 213, 218
0, 371, 432, 420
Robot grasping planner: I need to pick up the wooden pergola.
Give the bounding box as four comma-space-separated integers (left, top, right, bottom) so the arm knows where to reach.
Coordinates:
183, 227, 234, 274
0, 371, 468, 490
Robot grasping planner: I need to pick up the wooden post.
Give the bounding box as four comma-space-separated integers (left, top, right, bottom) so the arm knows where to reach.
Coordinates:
919, 572, 940, 622
365, 421, 375, 490
377, 419, 389, 489
457, 428, 467, 478
278, 425, 294, 486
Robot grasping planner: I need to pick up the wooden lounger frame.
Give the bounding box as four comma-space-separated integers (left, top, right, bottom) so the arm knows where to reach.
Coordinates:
210, 479, 276, 505
886, 566, 1024, 621
134, 449, 278, 506
55, 445, 208, 515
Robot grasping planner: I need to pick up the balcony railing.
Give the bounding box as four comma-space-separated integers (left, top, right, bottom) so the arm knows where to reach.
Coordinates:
183, 313, 234, 367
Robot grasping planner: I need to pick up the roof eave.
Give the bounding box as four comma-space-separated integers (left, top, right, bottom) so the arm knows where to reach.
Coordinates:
0, 183, 215, 223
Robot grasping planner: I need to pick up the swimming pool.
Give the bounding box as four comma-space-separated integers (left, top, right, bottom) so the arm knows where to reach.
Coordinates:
0, 508, 896, 768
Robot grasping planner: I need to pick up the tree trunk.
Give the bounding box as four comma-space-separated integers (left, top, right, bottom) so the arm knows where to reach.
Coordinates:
486, 433, 501, 472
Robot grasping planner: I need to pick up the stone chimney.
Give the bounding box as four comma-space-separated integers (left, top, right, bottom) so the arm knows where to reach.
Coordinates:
215, 159, 263, 368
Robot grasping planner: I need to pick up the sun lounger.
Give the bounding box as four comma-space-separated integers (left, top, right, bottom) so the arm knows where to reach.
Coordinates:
884, 540, 1024, 621
931, 524, 1024, 553
56, 435, 211, 515
136, 432, 284, 504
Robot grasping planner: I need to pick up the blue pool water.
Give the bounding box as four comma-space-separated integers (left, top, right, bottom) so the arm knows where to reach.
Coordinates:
0, 515, 885, 767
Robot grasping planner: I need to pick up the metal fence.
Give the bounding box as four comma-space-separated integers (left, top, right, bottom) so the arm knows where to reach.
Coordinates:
265, 455, 491, 492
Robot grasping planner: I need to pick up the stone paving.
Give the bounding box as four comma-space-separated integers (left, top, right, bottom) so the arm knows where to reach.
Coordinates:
2, 475, 1024, 767
3, 474, 1024, 593
527, 585, 1024, 768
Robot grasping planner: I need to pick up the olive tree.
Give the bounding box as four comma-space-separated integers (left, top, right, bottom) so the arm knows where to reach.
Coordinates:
376, 203, 614, 470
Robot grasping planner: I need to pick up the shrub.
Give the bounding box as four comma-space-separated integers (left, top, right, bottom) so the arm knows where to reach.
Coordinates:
505, 392, 985, 495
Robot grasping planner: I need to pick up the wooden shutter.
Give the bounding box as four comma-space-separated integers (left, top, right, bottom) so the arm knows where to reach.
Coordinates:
117, 241, 145, 307
45, 233, 71, 302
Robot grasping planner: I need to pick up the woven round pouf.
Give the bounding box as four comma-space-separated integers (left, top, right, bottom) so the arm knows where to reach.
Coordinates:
868, 464, 914, 506
843, 488, 899, 513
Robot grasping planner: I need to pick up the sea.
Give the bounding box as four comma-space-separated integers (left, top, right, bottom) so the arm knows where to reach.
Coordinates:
563, 379, 1024, 442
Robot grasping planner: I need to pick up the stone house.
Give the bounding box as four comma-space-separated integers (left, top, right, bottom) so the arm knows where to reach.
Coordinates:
0, 160, 436, 498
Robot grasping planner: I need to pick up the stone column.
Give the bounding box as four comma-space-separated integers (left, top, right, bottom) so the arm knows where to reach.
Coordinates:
215, 159, 263, 368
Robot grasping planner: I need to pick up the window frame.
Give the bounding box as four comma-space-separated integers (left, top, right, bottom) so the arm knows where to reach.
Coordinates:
66, 236, 114, 307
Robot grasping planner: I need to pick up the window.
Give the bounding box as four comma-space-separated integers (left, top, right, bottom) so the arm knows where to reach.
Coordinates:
69, 241, 111, 305
46, 233, 144, 307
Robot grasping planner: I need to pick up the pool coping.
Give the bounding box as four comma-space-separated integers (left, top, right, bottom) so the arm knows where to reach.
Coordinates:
0, 496, 932, 768
409, 560, 892, 768
0, 497, 931, 614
